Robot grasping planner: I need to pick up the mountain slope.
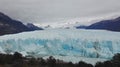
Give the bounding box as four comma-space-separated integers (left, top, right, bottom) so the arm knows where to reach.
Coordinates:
85, 17, 120, 31
0, 12, 43, 35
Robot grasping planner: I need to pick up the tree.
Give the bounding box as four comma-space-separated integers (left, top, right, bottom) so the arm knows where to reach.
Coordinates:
13, 52, 23, 60
47, 56, 56, 67
112, 53, 120, 67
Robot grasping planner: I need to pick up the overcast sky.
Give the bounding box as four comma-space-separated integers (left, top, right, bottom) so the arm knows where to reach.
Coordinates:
0, 0, 120, 23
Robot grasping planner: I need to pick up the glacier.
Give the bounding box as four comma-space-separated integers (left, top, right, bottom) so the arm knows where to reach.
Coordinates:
0, 29, 120, 59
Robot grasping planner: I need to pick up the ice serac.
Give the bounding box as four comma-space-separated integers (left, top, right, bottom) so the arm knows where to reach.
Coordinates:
0, 29, 120, 59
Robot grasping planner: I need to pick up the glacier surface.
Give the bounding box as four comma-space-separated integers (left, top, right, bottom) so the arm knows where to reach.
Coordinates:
0, 29, 120, 59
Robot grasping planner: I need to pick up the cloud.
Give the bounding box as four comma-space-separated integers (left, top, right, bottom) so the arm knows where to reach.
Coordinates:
0, 0, 120, 23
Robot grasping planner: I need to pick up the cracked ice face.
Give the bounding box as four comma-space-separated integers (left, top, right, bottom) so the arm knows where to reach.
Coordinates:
0, 29, 120, 59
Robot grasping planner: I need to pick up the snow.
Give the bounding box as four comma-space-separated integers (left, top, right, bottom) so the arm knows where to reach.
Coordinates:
0, 29, 120, 63
0, 47, 5, 54
34, 13, 120, 29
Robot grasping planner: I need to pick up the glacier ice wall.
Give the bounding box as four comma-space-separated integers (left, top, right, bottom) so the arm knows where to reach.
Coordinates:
0, 29, 120, 59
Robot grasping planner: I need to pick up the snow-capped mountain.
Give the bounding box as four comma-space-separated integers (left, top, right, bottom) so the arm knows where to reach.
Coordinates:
26, 23, 43, 30
34, 14, 120, 29
0, 29, 120, 59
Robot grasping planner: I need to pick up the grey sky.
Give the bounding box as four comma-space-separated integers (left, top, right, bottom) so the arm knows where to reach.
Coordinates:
0, 0, 120, 23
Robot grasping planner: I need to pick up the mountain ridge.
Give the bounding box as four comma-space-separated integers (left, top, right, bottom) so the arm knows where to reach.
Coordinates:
0, 12, 43, 35
76, 17, 120, 32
